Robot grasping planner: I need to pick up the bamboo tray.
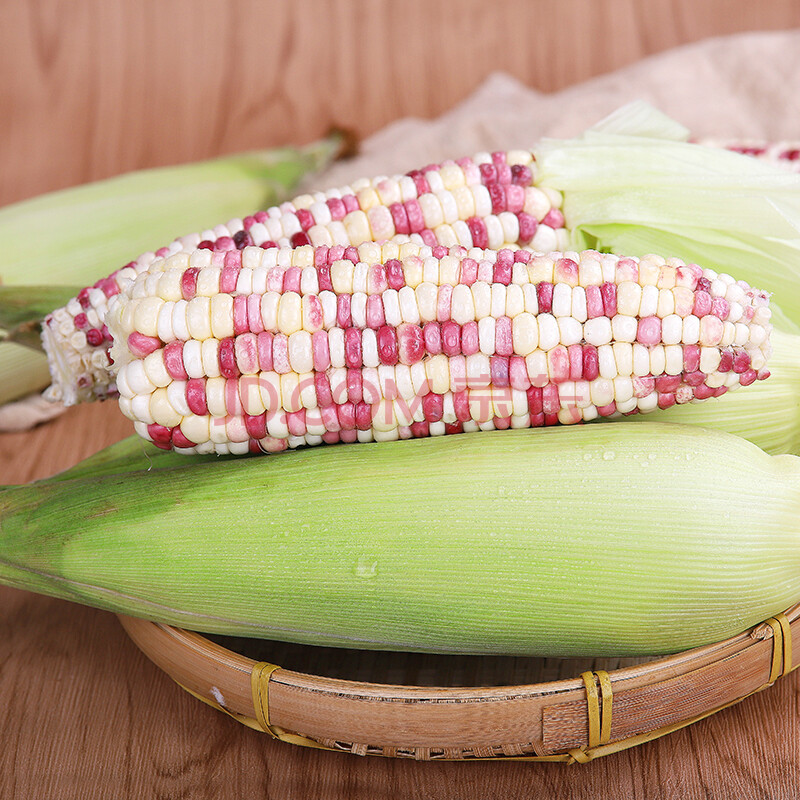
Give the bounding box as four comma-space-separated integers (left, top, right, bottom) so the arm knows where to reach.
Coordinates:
119, 602, 797, 763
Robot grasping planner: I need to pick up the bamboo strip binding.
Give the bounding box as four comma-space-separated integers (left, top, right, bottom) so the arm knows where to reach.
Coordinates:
118, 604, 798, 763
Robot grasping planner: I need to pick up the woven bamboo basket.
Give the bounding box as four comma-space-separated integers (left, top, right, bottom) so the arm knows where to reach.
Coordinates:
119, 601, 797, 763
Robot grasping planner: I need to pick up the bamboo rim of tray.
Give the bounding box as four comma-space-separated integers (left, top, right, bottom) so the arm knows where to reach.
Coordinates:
119, 602, 798, 763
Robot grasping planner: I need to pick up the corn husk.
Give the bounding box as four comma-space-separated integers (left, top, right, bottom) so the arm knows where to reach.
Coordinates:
1, 423, 799, 657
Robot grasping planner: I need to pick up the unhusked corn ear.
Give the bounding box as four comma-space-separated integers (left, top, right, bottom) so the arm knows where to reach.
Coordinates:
104, 242, 772, 455
1, 423, 799, 656
42, 150, 566, 406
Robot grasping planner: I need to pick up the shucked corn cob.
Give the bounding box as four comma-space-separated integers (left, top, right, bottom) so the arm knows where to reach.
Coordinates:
42, 150, 567, 405
104, 242, 772, 455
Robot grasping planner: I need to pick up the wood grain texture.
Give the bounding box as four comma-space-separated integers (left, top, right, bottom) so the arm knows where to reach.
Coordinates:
2, 0, 800, 795
2, 0, 800, 207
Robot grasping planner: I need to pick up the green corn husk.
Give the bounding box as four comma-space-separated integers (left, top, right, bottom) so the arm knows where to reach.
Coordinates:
1, 423, 799, 657
535, 102, 800, 328
0, 135, 344, 405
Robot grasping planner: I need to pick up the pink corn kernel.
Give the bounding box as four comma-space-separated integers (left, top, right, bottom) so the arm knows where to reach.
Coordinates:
713, 386, 728, 397
398, 323, 425, 364
655, 374, 681, 393
233, 295, 249, 335
127, 332, 160, 358
511, 164, 533, 186
505, 184, 525, 214
460, 257, 479, 285
583, 345, 599, 381
542, 209, 565, 229
597, 402, 616, 417
225, 378, 243, 416
536, 282, 554, 313
287, 410, 307, 437
405, 199, 425, 233
600, 282, 617, 317
423, 321, 442, 355
171, 428, 195, 449
739, 369, 758, 386
633, 377, 655, 398
410, 421, 429, 438
311, 330, 330, 371
342, 195, 359, 214
710, 297, 730, 319
327, 197, 346, 220
450, 355, 466, 393
467, 217, 488, 249
514, 249, 532, 264
548, 346, 570, 384
336, 294, 352, 328
693, 291, 712, 317
542, 385, 560, 415
314, 246, 329, 267
95, 277, 121, 298
568, 344, 583, 380
343, 246, 359, 263
389, 202, 410, 235
385, 259, 405, 290
368, 265, 389, 295
155, 247, 170, 258
305, 295, 324, 330
444, 422, 463, 435
718, 350, 734, 372
262, 436, 289, 453
296, 208, 314, 232
554, 258, 579, 285
432, 245, 448, 260
73, 312, 88, 329
283, 266, 302, 294
408, 169, 430, 196
494, 416, 511, 430
637, 316, 662, 346
317, 264, 333, 292
86, 329, 104, 347
164, 341, 188, 380
198, 240, 214, 250
215, 236, 235, 251
684, 345, 701, 373
476, 260, 493, 283
233, 231, 252, 250
243, 215, 256, 229
344, 327, 362, 368
697, 277, 712, 293
437, 284, 453, 322
461, 321, 479, 355
102, 324, 113, 342
147, 424, 172, 445
181, 268, 199, 300
186, 378, 208, 415
488, 184, 506, 214
77, 287, 91, 308
260, 240, 278, 250
479, 163, 497, 184
245, 413, 268, 440
211, 251, 227, 268
254, 211, 269, 224
366, 294, 385, 328
355, 402, 373, 431
420, 229, 438, 247
378, 325, 399, 365
495, 316, 513, 356
683, 370, 706, 387
693, 383, 715, 400
220, 266, 239, 295
493, 256, 513, 286
490, 355, 510, 387
441, 321, 461, 357
315, 374, 334, 407
423, 392, 444, 422
218, 338, 240, 379
495, 164, 512, 185
657, 392, 676, 410
257, 332, 274, 371
338, 402, 356, 430
321, 431, 340, 444
454, 390, 471, 422
517, 212, 538, 244
584, 286, 603, 319
732, 350, 751, 373
525, 386, 544, 415
530, 412, 545, 427
272, 334, 290, 373
510, 355, 531, 390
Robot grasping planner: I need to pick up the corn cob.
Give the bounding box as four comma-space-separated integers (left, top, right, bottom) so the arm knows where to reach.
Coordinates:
41, 150, 567, 406
100, 242, 772, 455
1, 423, 799, 657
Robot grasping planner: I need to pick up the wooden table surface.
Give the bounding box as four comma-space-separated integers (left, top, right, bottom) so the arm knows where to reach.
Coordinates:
3, 1, 800, 797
